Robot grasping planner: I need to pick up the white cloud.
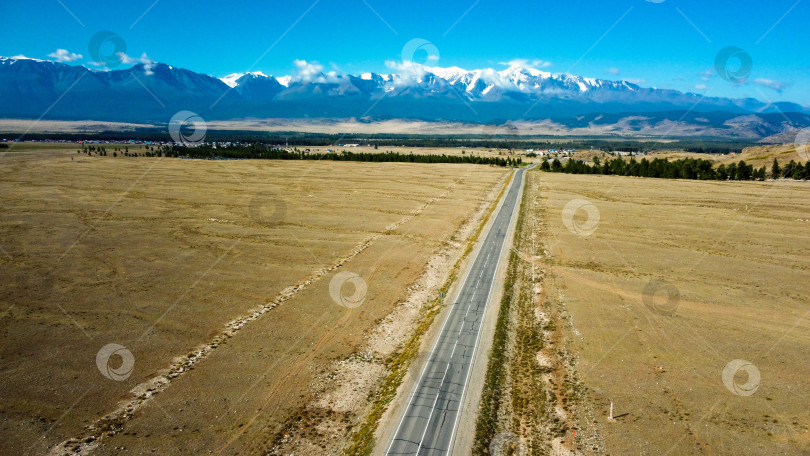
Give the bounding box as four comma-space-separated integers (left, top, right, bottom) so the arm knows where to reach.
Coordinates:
754, 78, 787, 92
292, 59, 345, 83
6, 55, 48, 63
385, 60, 429, 87
47, 49, 82, 62
607, 67, 621, 75
694, 84, 709, 90
116, 52, 139, 64
116, 52, 156, 75
483, 68, 513, 88
499, 58, 552, 69
384, 61, 563, 93
294, 59, 324, 80
698, 68, 715, 82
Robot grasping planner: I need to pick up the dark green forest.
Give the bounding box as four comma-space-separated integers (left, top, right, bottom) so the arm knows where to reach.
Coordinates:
169, 145, 522, 167
4, 131, 755, 154
540, 156, 810, 180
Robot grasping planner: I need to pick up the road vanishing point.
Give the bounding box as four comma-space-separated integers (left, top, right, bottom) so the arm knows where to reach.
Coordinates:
385, 165, 528, 455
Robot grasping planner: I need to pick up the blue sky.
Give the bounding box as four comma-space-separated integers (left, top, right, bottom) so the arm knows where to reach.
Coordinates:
1, 0, 808, 104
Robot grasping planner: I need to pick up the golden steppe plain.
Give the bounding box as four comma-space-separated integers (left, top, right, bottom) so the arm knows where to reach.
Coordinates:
0, 147, 508, 455
527, 171, 810, 455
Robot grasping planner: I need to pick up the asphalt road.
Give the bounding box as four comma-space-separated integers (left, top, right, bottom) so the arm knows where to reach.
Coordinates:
385, 166, 527, 456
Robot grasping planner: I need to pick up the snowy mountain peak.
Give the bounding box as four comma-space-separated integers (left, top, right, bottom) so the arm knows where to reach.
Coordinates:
276, 76, 291, 87
427, 66, 470, 81
1, 55, 50, 64
215, 64, 647, 98
499, 65, 551, 79
220, 71, 270, 88
0, 56, 806, 129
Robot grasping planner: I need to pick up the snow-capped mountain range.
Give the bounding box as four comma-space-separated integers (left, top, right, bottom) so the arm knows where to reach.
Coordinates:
0, 55, 808, 137
220, 65, 637, 96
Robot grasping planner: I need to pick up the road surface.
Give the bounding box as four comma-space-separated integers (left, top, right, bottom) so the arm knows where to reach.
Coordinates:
385, 166, 527, 455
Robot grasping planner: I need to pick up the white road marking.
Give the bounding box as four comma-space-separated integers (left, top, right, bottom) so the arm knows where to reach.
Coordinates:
415, 362, 451, 455
415, 278, 476, 454
386, 168, 528, 456
446, 170, 525, 454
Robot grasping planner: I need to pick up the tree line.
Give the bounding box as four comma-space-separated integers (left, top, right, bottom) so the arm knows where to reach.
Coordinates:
540, 156, 810, 180
168, 145, 522, 167
8, 131, 755, 155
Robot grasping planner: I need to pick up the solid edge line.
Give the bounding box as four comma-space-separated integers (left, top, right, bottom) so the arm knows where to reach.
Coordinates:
446, 166, 528, 455
383, 170, 517, 456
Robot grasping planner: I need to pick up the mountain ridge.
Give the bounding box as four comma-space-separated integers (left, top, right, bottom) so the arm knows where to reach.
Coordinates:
0, 56, 808, 137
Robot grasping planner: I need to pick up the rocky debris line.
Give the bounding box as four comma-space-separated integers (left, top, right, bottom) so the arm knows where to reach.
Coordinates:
530, 180, 605, 456
47, 176, 476, 456
269, 172, 510, 455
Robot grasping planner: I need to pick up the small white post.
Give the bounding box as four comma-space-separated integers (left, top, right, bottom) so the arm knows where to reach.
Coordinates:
609, 402, 614, 420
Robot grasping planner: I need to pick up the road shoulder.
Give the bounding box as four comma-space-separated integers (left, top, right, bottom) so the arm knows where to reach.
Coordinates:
450, 168, 527, 455
373, 169, 518, 455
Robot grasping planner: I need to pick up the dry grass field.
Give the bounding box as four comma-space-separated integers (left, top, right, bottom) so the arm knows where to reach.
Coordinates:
1, 141, 154, 155
649, 144, 809, 167
310, 144, 522, 159
572, 144, 809, 169
0, 148, 508, 455
499, 170, 810, 455
2, 140, 526, 162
